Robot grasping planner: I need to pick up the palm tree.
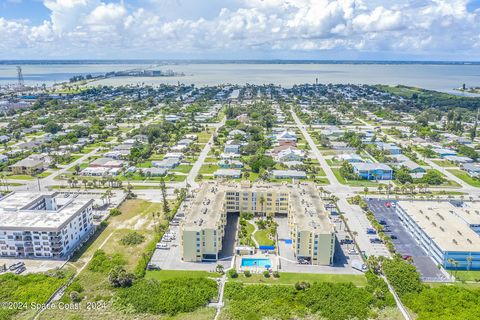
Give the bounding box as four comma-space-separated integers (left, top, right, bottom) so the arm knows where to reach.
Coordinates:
259, 195, 266, 218
377, 184, 384, 194
467, 255, 473, 272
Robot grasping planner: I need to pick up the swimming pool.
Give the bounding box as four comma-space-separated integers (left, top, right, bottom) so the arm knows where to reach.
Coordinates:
241, 258, 272, 268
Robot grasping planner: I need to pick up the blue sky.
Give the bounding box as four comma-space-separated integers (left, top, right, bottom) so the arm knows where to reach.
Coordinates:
0, 0, 479, 60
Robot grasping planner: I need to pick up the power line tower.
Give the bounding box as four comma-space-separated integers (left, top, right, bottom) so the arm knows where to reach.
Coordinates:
16, 66, 25, 88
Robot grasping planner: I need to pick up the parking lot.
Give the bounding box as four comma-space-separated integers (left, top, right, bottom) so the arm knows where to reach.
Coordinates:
0, 258, 66, 275
149, 213, 237, 272
337, 198, 390, 258
366, 199, 449, 281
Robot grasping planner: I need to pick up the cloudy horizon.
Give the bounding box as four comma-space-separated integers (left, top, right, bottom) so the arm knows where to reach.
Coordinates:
1, 0, 480, 60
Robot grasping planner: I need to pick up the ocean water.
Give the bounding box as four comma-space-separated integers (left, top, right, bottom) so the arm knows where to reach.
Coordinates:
1, 62, 479, 94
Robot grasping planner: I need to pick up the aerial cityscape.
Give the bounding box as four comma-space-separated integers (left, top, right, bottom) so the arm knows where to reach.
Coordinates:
1, 1, 480, 320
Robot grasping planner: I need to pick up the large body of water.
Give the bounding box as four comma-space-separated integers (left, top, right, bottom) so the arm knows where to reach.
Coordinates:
1, 62, 479, 95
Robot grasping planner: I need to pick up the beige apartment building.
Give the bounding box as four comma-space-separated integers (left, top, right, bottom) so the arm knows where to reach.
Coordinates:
181, 181, 335, 265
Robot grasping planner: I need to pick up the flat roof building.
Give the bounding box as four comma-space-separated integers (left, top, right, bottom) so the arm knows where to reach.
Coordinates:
181, 182, 335, 265
396, 201, 480, 270
0, 192, 95, 259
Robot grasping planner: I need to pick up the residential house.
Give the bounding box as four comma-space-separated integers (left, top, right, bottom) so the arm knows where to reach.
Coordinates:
276, 130, 297, 143
338, 154, 364, 163
271, 170, 307, 179
9, 157, 45, 175
377, 142, 402, 155
218, 159, 244, 169
152, 158, 180, 169
224, 141, 241, 154
444, 155, 474, 164
461, 163, 480, 178
276, 147, 305, 162
89, 157, 125, 168
214, 169, 241, 179
141, 167, 168, 177
432, 148, 457, 158
352, 163, 393, 180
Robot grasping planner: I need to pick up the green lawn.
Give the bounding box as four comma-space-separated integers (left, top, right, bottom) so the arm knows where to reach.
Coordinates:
449, 270, 480, 282
198, 130, 213, 143
331, 168, 379, 187
448, 169, 480, 187
326, 158, 342, 166
253, 229, 275, 246
199, 164, 220, 174
5, 174, 34, 180
37, 171, 53, 178
432, 159, 457, 168
231, 272, 367, 286
136, 161, 152, 168
146, 270, 220, 281
171, 164, 193, 174
58, 155, 82, 165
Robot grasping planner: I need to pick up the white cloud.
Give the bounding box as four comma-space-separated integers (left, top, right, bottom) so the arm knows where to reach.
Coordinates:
0, 0, 479, 59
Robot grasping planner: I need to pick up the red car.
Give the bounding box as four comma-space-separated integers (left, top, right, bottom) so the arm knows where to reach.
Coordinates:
402, 255, 412, 261
385, 202, 391, 208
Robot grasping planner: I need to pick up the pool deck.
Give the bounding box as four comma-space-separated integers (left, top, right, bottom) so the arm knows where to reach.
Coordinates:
237, 254, 279, 273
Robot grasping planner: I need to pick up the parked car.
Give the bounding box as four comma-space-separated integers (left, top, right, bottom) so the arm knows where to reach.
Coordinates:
383, 227, 392, 232
379, 220, 387, 225
366, 228, 376, 235
370, 238, 383, 244
340, 239, 354, 245
8, 262, 24, 271
14, 266, 26, 274
390, 235, 398, 240
402, 255, 413, 260
298, 259, 310, 265
146, 264, 161, 271
348, 249, 358, 255
351, 260, 368, 272
156, 242, 169, 249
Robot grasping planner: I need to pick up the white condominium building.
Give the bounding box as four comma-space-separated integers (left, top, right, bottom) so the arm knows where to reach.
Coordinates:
0, 192, 95, 259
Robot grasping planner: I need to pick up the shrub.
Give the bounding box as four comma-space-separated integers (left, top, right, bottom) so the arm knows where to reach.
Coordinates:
70, 291, 82, 303
295, 281, 310, 291
228, 269, 238, 279
244, 270, 252, 278
109, 208, 122, 216
263, 271, 270, 278
272, 271, 280, 278
88, 250, 126, 273
120, 231, 145, 246
109, 265, 135, 288
114, 278, 218, 316
382, 258, 423, 297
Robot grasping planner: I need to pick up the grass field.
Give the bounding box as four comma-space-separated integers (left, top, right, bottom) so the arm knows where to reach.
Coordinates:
231, 272, 367, 286
253, 229, 275, 246
171, 164, 193, 174
432, 159, 457, 168
449, 270, 480, 282
199, 164, 220, 174
448, 169, 480, 187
